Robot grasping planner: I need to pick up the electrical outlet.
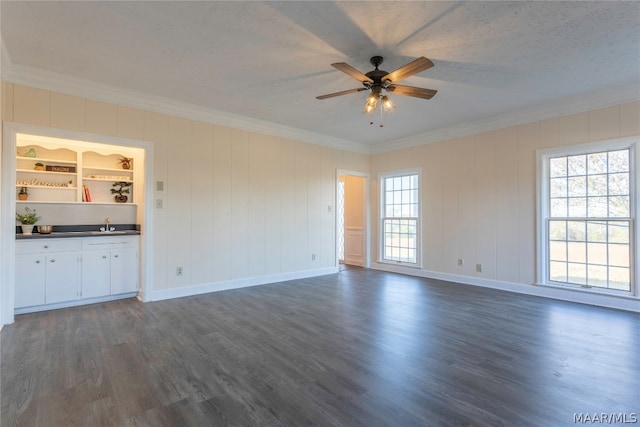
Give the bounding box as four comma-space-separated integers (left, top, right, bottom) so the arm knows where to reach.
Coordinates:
311, 254, 316, 261
176, 266, 183, 276
476, 264, 482, 273
457, 258, 463, 266
156, 199, 164, 209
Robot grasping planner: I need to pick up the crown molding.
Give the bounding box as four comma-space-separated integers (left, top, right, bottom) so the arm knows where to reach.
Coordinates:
3, 50, 637, 157
370, 82, 640, 154
1, 59, 370, 154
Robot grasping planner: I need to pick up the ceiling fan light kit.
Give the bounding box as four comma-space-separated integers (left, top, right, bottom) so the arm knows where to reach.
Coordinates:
317, 55, 437, 121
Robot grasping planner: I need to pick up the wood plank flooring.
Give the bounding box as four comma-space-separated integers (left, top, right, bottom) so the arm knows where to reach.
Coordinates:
2, 268, 639, 426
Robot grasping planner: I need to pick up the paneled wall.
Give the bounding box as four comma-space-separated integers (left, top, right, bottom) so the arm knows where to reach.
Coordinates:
371, 102, 640, 286
0, 62, 4, 326
3, 80, 637, 305
2, 83, 369, 293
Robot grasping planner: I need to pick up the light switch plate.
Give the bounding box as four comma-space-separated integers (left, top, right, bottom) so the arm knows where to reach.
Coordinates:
156, 181, 164, 191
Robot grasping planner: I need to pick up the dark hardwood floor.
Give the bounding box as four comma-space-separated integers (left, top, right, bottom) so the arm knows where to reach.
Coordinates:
2, 268, 638, 426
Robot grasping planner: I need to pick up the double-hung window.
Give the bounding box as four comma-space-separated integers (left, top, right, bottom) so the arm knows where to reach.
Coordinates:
380, 170, 420, 265
538, 139, 637, 293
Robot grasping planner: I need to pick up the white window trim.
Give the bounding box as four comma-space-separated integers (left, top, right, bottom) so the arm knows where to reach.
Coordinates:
536, 136, 639, 296
378, 168, 422, 268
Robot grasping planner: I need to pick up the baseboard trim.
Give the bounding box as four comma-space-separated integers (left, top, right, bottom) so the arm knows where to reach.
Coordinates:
371, 263, 640, 313
149, 267, 339, 302
14, 292, 138, 315
342, 258, 364, 267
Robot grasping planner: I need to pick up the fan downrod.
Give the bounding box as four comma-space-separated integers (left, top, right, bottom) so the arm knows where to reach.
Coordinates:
370, 56, 384, 69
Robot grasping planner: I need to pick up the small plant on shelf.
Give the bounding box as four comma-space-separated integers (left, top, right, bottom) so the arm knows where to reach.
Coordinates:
34, 162, 45, 171
16, 207, 40, 225
118, 157, 132, 170
18, 187, 29, 201
111, 181, 132, 203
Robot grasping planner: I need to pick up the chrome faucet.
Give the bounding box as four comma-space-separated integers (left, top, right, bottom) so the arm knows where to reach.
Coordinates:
105, 217, 111, 231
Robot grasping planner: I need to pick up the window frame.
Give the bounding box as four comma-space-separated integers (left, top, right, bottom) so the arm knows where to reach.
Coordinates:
536, 137, 638, 296
378, 168, 422, 268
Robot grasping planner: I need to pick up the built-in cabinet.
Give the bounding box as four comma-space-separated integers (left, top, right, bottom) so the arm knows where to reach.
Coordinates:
15, 239, 81, 307
16, 138, 139, 205
81, 237, 138, 298
15, 236, 139, 312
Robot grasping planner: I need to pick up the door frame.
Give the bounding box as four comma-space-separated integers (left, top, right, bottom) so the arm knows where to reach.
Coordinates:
336, 169, 370, 269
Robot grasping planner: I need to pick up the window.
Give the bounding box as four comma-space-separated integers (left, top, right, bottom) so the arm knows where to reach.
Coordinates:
539, 140, 637, 293
380, 171, 420, 265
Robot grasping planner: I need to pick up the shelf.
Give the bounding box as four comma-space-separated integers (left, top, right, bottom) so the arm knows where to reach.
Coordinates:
84, 166, 134, 173
16, 184, 77, 190
17, 169, 76, 176
83, 179, 133, 184
17, 156, 76, 165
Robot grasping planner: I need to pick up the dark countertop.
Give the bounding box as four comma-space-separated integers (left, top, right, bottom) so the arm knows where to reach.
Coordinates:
16, 224, 140, 239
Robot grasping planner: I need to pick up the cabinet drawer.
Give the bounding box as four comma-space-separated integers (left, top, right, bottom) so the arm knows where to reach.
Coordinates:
16, 239, 81, 254
82, 236, 139, 250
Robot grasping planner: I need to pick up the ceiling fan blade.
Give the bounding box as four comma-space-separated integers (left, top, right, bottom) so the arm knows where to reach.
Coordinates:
387, 84, 437, 99
316, 88, 367, 100
331, 63, 374, 84
382, 57, 434, 84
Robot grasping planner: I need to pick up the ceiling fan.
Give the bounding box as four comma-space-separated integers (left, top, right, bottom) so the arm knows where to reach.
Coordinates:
316, 56, 437, 114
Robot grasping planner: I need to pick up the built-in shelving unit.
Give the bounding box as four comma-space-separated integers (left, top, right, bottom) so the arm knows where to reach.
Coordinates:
16, 140, 140, 205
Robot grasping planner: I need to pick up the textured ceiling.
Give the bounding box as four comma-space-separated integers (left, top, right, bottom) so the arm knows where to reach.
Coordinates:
1, 1, 639, 149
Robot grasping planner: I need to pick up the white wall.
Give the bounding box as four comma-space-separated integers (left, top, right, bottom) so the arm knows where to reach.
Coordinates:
3, 80, 638, 319
370, 102, 640, 310
0, 41, 4, 327
1, 83, 369, 314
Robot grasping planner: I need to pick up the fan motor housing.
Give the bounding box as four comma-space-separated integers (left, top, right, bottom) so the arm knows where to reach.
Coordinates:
365, 56, 391, 88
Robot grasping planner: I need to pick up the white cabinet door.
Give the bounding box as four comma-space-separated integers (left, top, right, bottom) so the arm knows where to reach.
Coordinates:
15, 254, 46, 308
82, 250, 111, 298
110, 247, 138, 294
45, 252, 80, 304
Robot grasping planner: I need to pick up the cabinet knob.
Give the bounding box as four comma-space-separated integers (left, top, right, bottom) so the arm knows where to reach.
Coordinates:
50, 259, 56, 263
43, 245, 49, 249
102, 255, 107, 259
35, 260, 40, 264
114, 254, 119, 258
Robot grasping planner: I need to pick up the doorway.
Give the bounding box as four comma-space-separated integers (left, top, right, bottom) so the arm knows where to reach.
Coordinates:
337, 171, 368, 268
1, 123, 154, 325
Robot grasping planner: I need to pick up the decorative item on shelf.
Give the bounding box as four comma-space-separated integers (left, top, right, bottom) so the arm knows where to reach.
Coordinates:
83, 185, 92, 202
111, 181, 132, 203
21, 148, 37, 157
16, 178, 74, 188
37, 225, 53, 234
16, 207, 41, 235
118, 157, 133, 170
46, 165, 76, 173
86, 174, 130, 180
18, 187, 29, 201
34, 162, 45, 171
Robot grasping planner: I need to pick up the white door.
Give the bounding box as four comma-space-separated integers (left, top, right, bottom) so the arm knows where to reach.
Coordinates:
110, 247, 138, 294
15, 254, 46, 308
82, 250, 111, 298
45, 253, 80, 304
